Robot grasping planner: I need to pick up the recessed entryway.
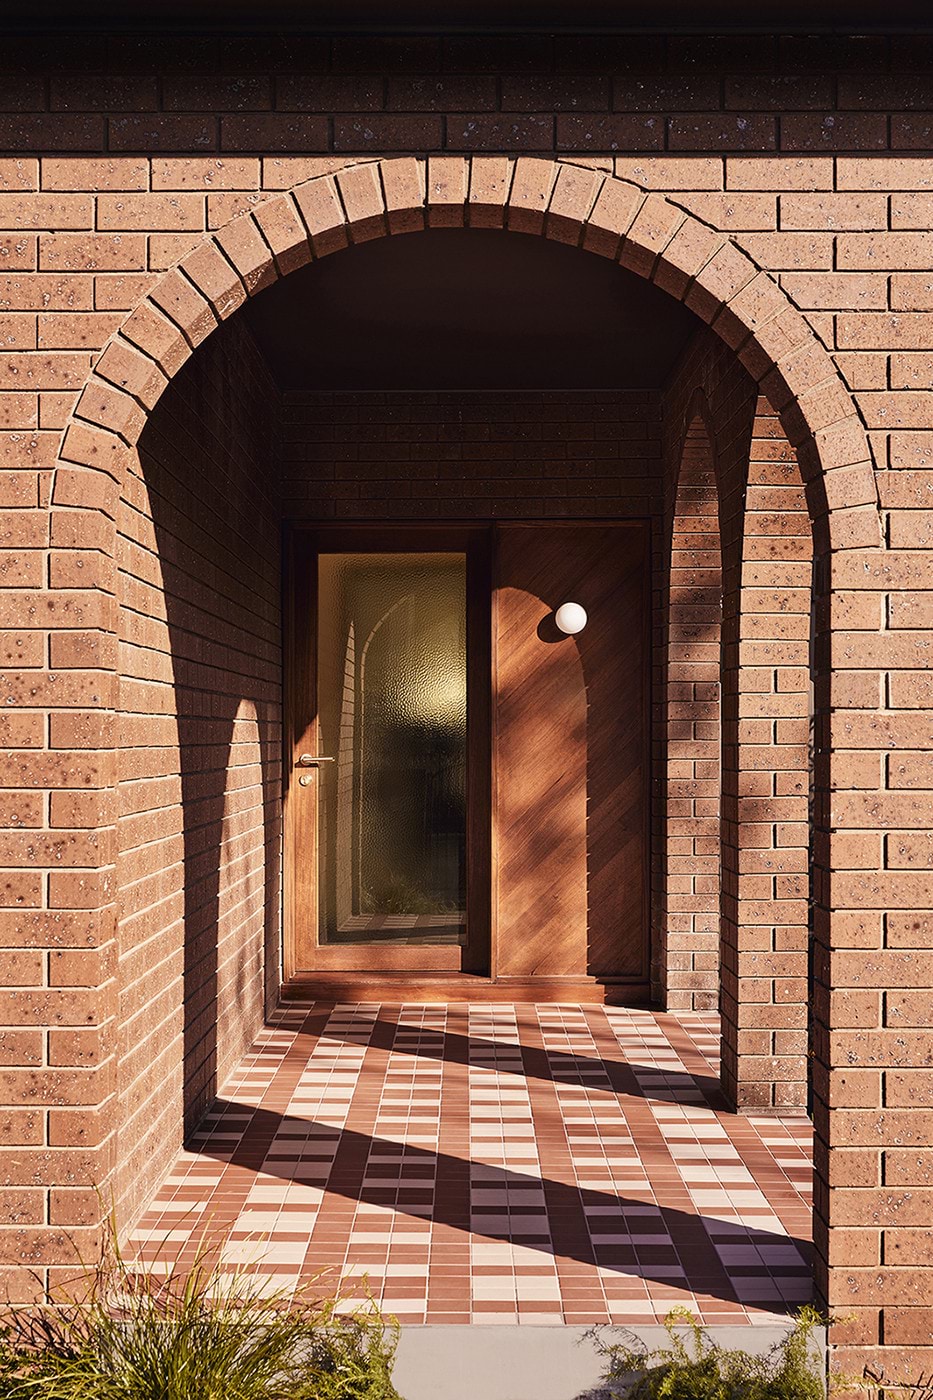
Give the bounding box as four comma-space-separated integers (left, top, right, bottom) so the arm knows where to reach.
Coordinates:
284, 522, 649, 1003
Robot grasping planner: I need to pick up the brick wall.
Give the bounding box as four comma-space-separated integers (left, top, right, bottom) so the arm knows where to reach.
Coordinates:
281, 390, 662, 520
115, 315, 282, 1226
728, 394, 812, 1113
0, 30, 929, 160
0, 23, 927, 1382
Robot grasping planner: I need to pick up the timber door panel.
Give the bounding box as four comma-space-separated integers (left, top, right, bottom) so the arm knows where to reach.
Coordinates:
285, 526, 490, 978
493, 524, 649, 985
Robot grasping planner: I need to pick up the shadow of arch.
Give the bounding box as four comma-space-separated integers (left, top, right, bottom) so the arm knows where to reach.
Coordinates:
718, 389, 814, 1113
493, 523, 649, 984
656, 401, 723, 1014
127, 320, 283, 1145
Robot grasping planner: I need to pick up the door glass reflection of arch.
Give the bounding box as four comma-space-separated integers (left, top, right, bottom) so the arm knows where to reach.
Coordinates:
316, 552, 467, 946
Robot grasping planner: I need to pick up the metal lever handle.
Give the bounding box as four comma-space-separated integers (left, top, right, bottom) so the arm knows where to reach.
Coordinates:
298, 753, 335, 766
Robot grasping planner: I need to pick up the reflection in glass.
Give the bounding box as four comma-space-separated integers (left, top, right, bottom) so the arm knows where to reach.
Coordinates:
316, 552, 467, 945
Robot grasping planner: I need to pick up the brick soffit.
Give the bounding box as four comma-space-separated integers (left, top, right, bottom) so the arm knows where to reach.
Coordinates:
53, 155, 882, 553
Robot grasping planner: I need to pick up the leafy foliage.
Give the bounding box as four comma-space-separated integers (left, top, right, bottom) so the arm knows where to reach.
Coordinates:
0, 1223, 401, 1400
593, 1305, 829, 1400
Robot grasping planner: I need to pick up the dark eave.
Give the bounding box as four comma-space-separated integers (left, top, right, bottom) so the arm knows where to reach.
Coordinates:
7, 0, 933, 32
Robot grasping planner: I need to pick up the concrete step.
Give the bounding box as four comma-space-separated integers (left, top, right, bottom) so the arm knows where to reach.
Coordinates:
392, 1323, 814, 1400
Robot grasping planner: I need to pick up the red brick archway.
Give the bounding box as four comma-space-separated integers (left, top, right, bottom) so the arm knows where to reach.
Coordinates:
54, 156, 879, 553
43, 154, 885, 1326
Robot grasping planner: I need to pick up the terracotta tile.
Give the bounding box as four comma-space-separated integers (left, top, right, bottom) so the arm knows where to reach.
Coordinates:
130, 1004, 812, 1327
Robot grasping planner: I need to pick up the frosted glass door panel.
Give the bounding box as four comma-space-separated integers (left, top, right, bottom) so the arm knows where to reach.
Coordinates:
316, 552, 467, 945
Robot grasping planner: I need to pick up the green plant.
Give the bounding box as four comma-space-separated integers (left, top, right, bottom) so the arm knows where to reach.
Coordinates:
592, 1305, 833, 1400
0, 1223, 401, 1400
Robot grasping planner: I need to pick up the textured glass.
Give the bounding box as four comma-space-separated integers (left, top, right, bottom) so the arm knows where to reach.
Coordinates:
316, 552, 467, 945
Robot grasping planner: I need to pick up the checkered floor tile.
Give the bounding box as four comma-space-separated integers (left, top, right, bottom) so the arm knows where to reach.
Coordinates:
130, 1005, 813, 1325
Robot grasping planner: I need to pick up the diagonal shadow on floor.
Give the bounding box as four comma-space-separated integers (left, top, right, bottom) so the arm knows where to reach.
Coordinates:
192, 1100, 810, 1310
293, 1016, 726, 1109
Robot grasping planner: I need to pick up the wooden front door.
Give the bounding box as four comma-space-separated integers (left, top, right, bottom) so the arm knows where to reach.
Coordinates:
284, 522, 649, 1000
285, 526, 490, 979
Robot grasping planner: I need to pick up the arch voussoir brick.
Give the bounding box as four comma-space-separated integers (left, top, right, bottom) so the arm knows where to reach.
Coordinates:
335, 162, 388, 243
52, 462, 121, 517
653, 220, 726, 301
771, 332, 852, 405
95, 340, 168, 413
59, 420, 130, 488
685, 242, 759, 326
382, 156, 426, 234
213, 214, 278, 294
252, 194, 313, 276
426, 155, 469, 227
620, 192, 687, 280
74, 377, 146, 446
292, 177, 348, 256
466, 155, 511, 229
545, 163, 606, 245
506, 156, 557, 235
149, 267, 219, 351
712, 272, 788, 357
120, 299, 194, 380
179, 242, 248, 321
582, 178, 644, 259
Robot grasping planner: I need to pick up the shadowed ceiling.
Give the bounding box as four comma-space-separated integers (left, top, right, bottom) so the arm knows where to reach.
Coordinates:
243, 227, 700, 392
14, 1, 931, 29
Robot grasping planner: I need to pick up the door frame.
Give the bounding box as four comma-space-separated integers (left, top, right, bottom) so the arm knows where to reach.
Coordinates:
283, 523, 491, 982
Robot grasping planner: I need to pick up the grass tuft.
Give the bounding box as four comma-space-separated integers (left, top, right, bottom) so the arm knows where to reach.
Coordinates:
592, 1305, 831, 1399
0, 1218, 401, 1400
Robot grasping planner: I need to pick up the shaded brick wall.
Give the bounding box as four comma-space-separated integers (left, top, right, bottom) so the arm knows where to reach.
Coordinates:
0, 30, 929, 159
721, 392, 812, 1113
281, 390, 662, 520
0, 24, 927, 1382
660, 332, 812, 1108
655, 411, 722, 1013
115, 316, 282, 1226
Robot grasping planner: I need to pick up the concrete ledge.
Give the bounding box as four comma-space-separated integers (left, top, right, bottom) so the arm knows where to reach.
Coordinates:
392, 1323, 815, 1400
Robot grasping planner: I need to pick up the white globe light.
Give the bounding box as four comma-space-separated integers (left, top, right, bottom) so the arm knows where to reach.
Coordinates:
554, 602, 587, 635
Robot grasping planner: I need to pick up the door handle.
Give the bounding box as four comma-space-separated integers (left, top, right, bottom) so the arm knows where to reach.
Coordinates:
297, 754, 335, 766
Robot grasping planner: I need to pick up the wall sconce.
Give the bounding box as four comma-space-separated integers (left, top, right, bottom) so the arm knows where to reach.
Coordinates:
554, 602, 587, 635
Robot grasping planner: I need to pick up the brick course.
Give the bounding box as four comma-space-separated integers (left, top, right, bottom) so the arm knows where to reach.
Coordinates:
0, 28, 926, 1384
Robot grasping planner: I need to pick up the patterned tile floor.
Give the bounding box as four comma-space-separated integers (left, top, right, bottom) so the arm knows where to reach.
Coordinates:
130, 1004, 813, 1325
